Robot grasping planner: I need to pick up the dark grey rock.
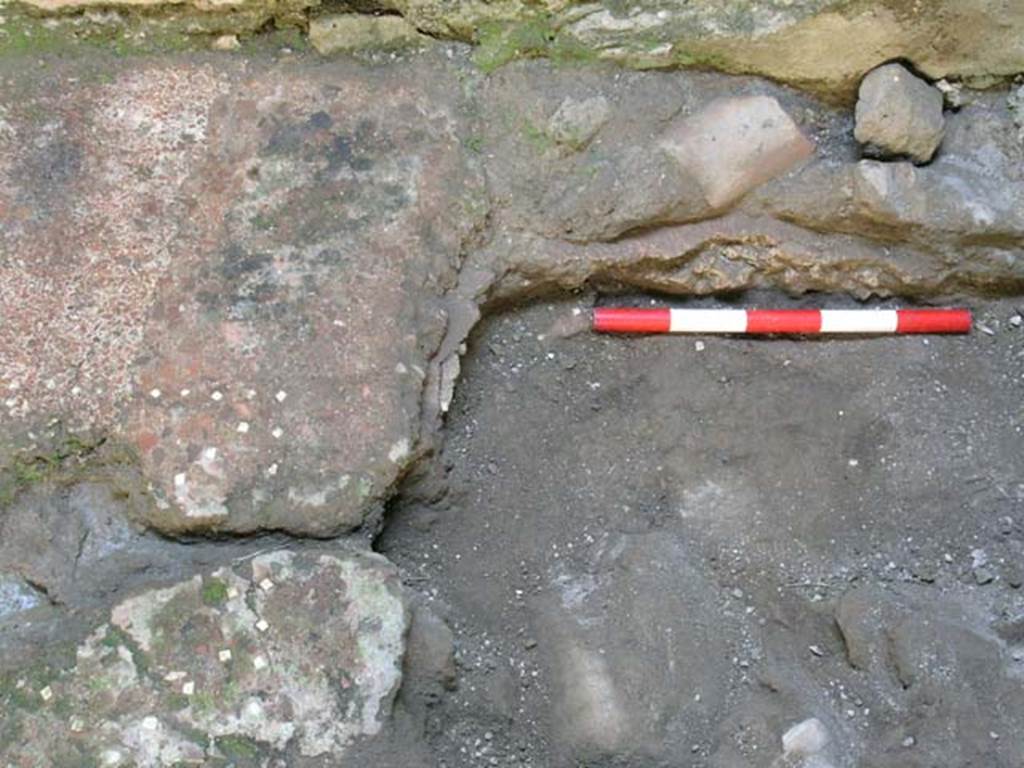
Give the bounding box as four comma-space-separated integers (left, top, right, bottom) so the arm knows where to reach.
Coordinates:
404, 602, 457, 697
854, 63, 945, 163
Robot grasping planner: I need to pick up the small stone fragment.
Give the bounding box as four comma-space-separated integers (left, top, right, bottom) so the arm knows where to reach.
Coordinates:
212, 34, 240, 51
934, 78, 965, 108
309, 15, 426, 55
660, 95, 814, 209
218, 649, 232, 662
256, 618, 270, 632
547, 95, 610, 150
973, 566, 996, 585
854, 63, 945, 164
782, 717, 829, 757
259, 578, 274, 591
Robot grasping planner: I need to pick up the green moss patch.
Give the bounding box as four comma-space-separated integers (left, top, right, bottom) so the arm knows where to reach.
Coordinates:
201, 578, 230, 607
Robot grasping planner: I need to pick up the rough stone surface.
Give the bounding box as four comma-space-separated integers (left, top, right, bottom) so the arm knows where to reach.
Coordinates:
403, 601, 457, 698
546, 95, 610, 151
0, 480, 150, 607
549, 0, 1024, 98
854, 63, 945, 163
0, 54, 485, 537
475, 63, 1024, 301
6, 1, 1024, 100
660, 94, 815, 209
0, 574, 41, 618
309, 14, 428, 55
0, 549, 408, 766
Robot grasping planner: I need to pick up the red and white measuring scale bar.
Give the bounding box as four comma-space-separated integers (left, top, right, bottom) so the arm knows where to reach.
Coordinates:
592, 307, 972, 335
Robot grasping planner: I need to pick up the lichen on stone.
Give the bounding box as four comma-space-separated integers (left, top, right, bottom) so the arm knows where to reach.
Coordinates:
0, 550, 409, 766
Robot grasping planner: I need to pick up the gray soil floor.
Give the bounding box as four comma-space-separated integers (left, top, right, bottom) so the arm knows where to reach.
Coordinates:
380, 291, 1024, 767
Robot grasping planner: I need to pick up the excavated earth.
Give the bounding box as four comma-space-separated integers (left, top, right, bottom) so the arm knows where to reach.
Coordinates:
1, 29, 1024, 768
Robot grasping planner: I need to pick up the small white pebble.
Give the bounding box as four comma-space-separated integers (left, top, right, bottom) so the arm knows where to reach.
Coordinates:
808, 645, 824, 657
275, 390, 288, 402
226, 587, 239, 599
39, 686, 53, 702
141, 716, 159, 731
990, 732, 999, 740
211, 391, 223, 401
848, 459, 859, 467
218, 649, 232, 663
256, 618, 270, 632
237, 421, 250, 434
782, 717, 829, 757
163, 670, 186, 682
69, 717, 85, 733
180, 388, 191, 397
1010, 315, 1022, 328
245, 389, 256, 399
271, 427, 283, 439
979, 325, 995, 336
266, 463, 278, 477
694, 341, 705, 352
149, 389, 161, 399
253, 655, 268, 670
259, 578, 274, 592
182, 681, 195, 696
902, 736, 915, 748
